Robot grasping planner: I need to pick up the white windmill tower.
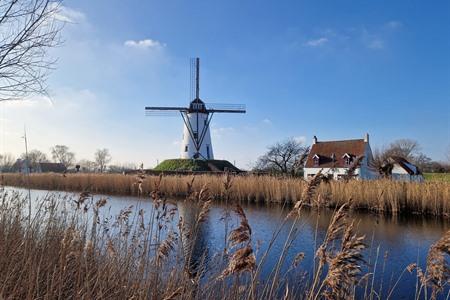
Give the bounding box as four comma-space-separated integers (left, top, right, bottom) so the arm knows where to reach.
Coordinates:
145, 58, 246, 160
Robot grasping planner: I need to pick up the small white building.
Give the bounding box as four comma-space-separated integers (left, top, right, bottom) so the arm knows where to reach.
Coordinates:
383, 156, 424, 182
303, 134, 379, 180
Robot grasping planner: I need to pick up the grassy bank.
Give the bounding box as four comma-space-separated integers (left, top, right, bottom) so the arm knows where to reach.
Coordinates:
424, 173, 450, 182
1, 173, 449, 216
0, 179, 448, 299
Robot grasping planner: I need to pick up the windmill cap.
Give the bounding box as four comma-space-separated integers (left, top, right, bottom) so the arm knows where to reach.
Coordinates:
189, 98, 206, 112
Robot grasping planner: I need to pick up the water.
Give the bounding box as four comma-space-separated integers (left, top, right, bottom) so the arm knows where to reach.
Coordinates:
3, 187, 449, 299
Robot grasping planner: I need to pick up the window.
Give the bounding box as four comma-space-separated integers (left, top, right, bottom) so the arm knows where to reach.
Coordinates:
184, 145, 188, 152
313, 156, 320, 166
206, 145, 210, 159
193, 132, 198, 139
343, 153, 352, 165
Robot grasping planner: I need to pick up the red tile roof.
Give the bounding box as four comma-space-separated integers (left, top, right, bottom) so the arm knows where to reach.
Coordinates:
305, 139, 366, 168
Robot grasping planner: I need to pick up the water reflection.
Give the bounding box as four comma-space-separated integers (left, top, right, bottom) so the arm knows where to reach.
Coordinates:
177, 200, 211, 276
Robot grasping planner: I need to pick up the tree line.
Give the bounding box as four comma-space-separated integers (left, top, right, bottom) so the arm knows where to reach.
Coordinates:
0, 145, 137, 173
253, 138, 450, 175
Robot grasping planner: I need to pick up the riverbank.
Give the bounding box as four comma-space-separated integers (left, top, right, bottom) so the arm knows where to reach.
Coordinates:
1, 185, 449, 299
2, 173, 449, 217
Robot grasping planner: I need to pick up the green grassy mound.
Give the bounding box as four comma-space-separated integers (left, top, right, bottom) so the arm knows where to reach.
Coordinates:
153, 159, 240, 172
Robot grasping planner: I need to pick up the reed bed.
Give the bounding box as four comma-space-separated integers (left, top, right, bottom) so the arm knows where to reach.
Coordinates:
1, 172, 449, 216
0, 174, 448, 300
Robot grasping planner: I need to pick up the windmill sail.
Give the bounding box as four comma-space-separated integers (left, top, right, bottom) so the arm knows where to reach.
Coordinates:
145, 58, 246, 160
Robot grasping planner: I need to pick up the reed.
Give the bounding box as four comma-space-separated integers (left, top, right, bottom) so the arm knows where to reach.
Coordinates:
1, 172, 449, 216
0, 176, 448, 299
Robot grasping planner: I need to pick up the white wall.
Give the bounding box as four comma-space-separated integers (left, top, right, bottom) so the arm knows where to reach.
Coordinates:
180, 112, 214, 159
304, 167, 361, 180
391, 163, 424, 182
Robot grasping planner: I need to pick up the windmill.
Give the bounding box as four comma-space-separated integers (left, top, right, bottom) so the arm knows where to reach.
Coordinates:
145, 58, 246, 160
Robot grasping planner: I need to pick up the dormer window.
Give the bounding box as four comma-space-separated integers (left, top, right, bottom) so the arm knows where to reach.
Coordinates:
342, 153, 352, 165
313, 154, 320, 166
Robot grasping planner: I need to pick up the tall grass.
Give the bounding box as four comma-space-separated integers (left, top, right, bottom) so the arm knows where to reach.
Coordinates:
1, 173, 449, 216
0, 175, 448, 299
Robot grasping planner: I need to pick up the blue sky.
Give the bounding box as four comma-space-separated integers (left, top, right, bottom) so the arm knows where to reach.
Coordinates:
1, 0, 449, 168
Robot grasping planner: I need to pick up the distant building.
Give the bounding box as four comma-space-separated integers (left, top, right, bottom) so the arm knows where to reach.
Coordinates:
303, 134, 379, 180
12, 159, 66, 173
381, 156, 424, 182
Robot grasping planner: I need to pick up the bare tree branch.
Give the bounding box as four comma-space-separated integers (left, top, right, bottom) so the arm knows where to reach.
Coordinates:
0, 0, 63, 101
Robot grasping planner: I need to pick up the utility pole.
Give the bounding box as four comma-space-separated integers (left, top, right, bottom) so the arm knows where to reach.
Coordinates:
23, 126, 29, 173
22, 126, 32, 224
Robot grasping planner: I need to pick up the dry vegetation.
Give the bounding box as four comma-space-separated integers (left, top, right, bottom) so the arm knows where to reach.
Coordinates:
1, 173, 449, 216
0, 174, 448, 299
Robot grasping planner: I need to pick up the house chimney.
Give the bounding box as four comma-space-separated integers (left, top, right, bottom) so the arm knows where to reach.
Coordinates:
364, 133, 369, 143
313, 135, 317, 144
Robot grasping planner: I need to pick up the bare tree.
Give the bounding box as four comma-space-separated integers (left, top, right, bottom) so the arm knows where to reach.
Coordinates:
255, 138, 309, 175
51, 144, 74, 168
20, 149, 48, 169
0, 153, 15, 172
413, 153, 432, 171
77, 159, 95, 173
384, 139, 421, 160
0, 0, 63, 101
94, 148, 111, 173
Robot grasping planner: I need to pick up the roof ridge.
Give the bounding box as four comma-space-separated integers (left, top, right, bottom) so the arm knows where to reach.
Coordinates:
316, 138, 365, 143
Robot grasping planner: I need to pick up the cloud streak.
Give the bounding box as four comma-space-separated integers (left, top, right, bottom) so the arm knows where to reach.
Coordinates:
51, 4, 86, 23
304, 37, 328, 47
385, 20, 402, 29
124, 39, 166, 50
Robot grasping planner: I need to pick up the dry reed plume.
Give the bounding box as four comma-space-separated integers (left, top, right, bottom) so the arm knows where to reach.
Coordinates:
1, 172, 448, 216
407, 229, 450, 299
0, 174, 448, 299
220, 204, 256, 278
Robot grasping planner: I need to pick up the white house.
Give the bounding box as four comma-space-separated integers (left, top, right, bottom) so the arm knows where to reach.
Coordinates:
303, 134, 379, 180
382, 156, 424, 182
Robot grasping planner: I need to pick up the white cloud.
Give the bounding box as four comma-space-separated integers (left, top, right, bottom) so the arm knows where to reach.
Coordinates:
293, 136, 306, 144
211, 126, 235, 139
304, 37, 328, 47
385, 21, 402, 29
367, 38, 384, 50
362, 29, 385, 50
3, 95, 53, 109
262, 118, 272, 125
51, 4, 86, 23
124, 39, 166, 50
0, 88, 100, 154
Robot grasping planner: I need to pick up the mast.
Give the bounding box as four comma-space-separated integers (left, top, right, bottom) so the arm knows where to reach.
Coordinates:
196, 57, 200, 100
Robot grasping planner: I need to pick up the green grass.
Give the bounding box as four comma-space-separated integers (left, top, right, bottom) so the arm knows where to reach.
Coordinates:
424, 173, 450, 182
153, 159, 240, 172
